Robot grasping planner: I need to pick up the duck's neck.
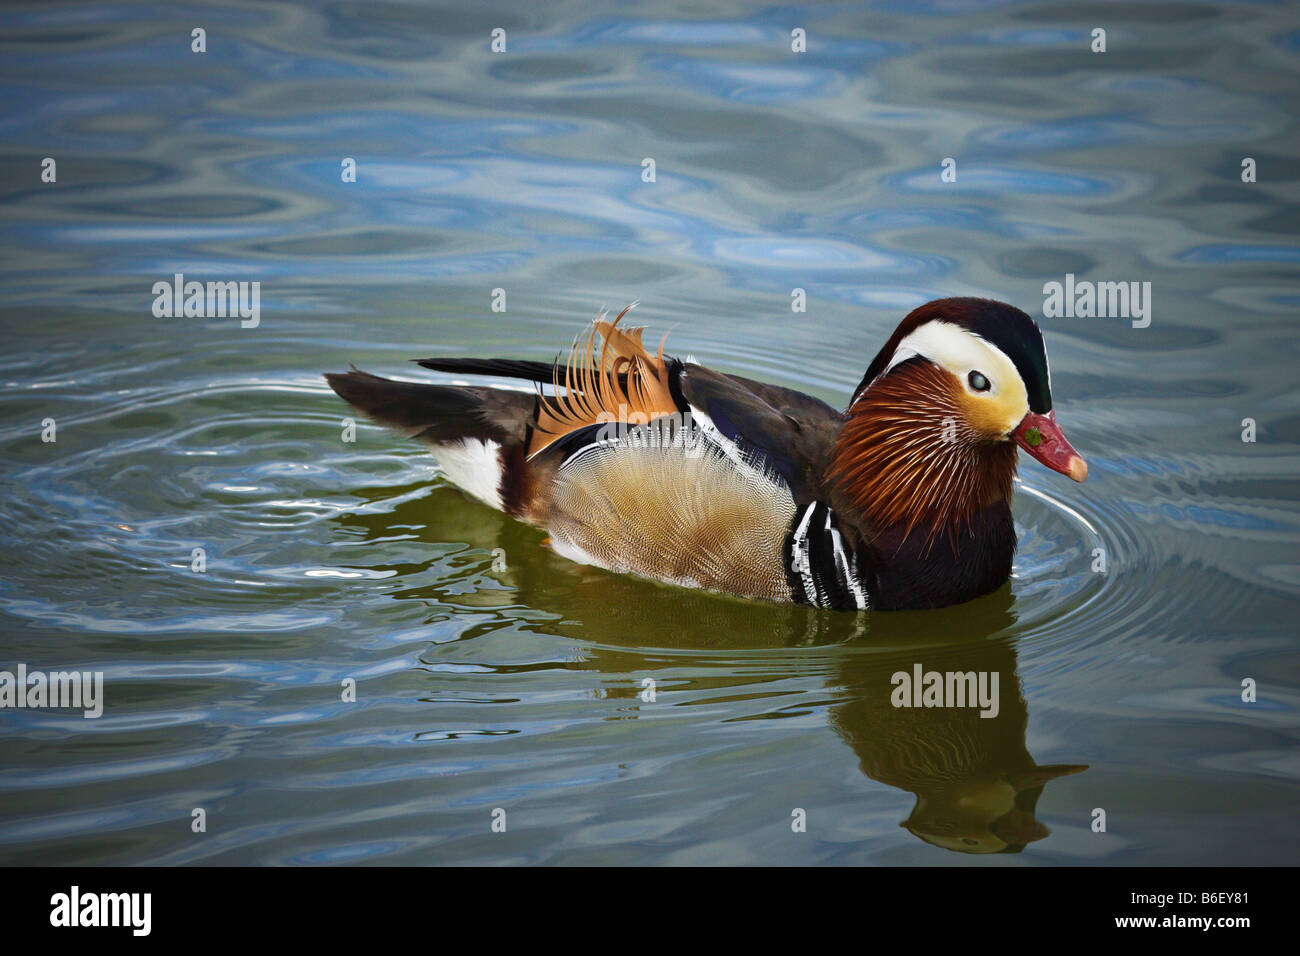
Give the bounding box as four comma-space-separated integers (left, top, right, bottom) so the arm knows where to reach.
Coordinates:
828, 360, 1018, 545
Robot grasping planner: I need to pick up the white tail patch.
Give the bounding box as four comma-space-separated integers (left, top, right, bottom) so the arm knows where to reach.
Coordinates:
432, 438, 503, 510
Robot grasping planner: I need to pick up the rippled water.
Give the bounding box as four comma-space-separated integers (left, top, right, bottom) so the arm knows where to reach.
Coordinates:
1, 1, 1298, 865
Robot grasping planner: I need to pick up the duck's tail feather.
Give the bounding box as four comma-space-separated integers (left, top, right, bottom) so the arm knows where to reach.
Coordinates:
324, 368, 540, 513
324, 367, 535, 447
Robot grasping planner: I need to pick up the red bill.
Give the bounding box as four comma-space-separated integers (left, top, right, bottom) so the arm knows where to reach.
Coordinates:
1013, 410, 1087, 482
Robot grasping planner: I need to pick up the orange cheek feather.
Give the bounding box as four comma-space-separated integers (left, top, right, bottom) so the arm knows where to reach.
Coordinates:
955, 383, 1021, 439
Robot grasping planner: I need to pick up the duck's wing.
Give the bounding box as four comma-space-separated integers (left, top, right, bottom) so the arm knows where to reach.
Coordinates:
677, 364, 843, 506
538, 360, 853, 604
414, 319, 845, 504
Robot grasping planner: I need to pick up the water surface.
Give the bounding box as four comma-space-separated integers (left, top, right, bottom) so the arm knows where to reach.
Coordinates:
1, 0, 1298, 864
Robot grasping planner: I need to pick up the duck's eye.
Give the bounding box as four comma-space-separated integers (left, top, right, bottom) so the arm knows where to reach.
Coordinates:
968, 371, 991, 392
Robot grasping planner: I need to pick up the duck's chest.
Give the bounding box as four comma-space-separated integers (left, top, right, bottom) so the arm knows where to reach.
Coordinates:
785, 499, 1017, 611
855, 501, 1017, 611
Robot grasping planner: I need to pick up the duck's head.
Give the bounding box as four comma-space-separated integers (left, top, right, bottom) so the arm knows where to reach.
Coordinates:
850, 297, 1087, 481
832, 297, 1085, 540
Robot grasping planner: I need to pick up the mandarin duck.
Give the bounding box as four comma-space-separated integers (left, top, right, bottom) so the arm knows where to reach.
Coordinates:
327, 297, 1086, 611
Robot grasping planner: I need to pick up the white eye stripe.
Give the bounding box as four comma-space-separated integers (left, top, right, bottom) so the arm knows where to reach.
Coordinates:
885, 320, 1024, 395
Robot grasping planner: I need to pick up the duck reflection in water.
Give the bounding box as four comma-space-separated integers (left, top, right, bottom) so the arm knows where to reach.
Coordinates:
338, 487, 1086, 855
829, 623, 1086, 854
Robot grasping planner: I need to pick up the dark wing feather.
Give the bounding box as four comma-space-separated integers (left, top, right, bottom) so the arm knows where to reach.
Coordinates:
413, 357, 556, 382
678, 364, 843, 505
325, 368, 533, 445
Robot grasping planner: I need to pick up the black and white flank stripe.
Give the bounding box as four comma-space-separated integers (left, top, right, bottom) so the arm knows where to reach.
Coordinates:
784, 502, 870, 610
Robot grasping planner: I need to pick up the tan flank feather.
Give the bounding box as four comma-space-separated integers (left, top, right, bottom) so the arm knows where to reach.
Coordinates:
548, 440, 797, 602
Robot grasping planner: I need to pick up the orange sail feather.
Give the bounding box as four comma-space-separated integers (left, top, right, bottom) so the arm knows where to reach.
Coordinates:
528, 305, 678, 457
